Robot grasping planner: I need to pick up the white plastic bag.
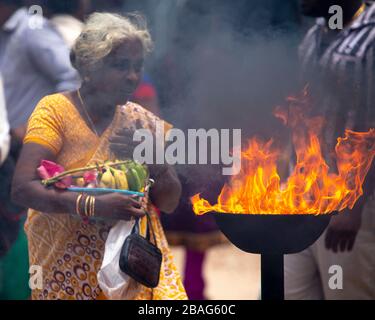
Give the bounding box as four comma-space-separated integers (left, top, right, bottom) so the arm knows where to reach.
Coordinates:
97, 219, 140, 300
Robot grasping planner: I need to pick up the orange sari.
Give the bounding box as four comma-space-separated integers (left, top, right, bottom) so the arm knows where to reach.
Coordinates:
23, 93, 187, 300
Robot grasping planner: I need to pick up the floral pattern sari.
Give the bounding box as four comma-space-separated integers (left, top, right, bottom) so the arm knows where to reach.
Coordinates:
24, 93, 187, 300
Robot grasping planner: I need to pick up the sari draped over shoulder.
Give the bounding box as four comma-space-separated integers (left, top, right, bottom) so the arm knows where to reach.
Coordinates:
23, 93, 187, 300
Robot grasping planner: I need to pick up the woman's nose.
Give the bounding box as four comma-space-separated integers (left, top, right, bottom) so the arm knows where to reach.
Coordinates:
126, 69, 139, 83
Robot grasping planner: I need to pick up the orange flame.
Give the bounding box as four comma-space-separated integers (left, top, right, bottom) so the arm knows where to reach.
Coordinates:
192, 91, 375, 215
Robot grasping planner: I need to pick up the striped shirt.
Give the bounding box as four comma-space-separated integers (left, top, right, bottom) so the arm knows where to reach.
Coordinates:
299, 2, 375, 151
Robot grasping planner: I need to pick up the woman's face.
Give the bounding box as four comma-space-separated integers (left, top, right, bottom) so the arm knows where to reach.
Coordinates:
89, 38, 144, 107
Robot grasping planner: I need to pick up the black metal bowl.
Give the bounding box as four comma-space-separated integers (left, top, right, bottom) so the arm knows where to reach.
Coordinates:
213, 213, 334, 254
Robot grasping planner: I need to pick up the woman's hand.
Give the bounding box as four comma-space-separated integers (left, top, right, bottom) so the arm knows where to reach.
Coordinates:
109, 126, 141, 160
95, 193, 146, 220
148, 165, 181, 214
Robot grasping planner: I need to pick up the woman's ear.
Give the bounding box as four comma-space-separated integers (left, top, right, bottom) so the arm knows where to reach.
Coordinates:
70, 50, 89, 84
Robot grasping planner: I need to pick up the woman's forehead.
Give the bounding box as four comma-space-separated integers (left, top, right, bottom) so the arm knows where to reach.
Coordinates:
112, 38, 144, 59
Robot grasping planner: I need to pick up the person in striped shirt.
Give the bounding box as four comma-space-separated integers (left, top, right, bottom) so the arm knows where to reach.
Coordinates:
285, 0, 375, 300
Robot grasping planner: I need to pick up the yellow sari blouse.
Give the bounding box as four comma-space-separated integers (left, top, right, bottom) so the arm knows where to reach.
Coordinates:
23, 93, 187, 300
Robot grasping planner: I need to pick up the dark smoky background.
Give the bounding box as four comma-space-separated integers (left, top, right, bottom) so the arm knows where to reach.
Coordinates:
95, 0, 314, 189
94, 0, 312, 136
121, 0, 310, 136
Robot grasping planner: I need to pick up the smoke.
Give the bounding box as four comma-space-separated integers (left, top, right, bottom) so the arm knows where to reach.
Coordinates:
146, 1, 305, 139
123, 0, 308, 188
176, 32, 301, 136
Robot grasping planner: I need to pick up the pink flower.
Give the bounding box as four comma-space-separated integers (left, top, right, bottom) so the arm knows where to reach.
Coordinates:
83, 170, 98, 184
37, 160, 63, 179
37, 160, 72, 189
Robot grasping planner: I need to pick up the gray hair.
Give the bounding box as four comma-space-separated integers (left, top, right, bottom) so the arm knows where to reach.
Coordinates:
71, 12, 153, 75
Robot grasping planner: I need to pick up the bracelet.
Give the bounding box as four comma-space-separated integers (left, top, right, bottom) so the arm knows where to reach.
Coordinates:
84, 195, 91, 217
89, 196, 96, 218
92, 196, 96, 217
81, 193, 89, 217
76, 194, 84, 216
82, 195, 96, 218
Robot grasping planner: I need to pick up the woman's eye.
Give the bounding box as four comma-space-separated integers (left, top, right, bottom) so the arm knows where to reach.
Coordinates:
114, 61, 130, 70
111, 60, 143, 73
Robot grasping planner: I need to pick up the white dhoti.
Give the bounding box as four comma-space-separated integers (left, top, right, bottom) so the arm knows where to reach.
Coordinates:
284, 197, 375, 300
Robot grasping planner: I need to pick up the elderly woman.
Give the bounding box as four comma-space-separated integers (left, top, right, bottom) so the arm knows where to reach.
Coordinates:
12, 13, 187, 300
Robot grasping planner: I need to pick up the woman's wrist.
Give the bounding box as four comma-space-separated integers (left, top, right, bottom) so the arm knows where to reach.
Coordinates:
72, 193, 98, 222
57, 191, 82, 215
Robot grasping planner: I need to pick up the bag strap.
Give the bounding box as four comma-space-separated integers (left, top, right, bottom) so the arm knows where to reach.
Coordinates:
131, 212, 158, 247
131, 218, 140, 234
145, 211, 157, 245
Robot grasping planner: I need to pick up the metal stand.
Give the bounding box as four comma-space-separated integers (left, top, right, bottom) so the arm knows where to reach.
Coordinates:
261, 254, 284, 300
213, 213, 332, 300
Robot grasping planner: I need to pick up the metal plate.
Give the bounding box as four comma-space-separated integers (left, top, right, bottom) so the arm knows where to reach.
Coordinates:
213, 213, 334, 254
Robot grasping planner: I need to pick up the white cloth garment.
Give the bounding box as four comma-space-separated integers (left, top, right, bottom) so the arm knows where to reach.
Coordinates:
0, 75, 10, 165
285, 197, 375, 300
50, 15, 83, 49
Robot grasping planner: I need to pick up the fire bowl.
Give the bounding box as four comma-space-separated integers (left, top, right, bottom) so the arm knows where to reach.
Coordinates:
213, 213, 334, 254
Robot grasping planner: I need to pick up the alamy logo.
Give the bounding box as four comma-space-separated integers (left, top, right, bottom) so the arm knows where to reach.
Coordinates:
328, 265, 343, 290
133, 121, 242, 176
29, 265, 43, 290
328, 5, 344, 30
28, 5, 44, 30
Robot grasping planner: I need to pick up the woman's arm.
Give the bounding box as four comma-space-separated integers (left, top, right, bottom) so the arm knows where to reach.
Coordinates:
12, 143, 145, 219
12, 143, 78, 214
148, 164, 182, 214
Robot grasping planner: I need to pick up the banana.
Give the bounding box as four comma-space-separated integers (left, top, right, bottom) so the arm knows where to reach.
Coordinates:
75, 177, 85, 187
112, 168, 129, 190
125, 167, 142, 191
125, 168, 136, 191
99, 168, 115, 188
134, 164, 149, 192
120, 171, 129, 190
119, 164, 128, 174
131, 168, 142, 191
126, 161, 135, 169
111, 168, 119, 189
134, 162, 148, 183
108, 161, 148, 191
97, 171, 103, 182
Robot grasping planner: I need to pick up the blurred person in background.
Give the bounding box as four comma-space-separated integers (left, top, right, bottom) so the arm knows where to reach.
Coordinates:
0, 75, 30, 300
0, 76, 9, 166
1, 0, 81, 147
1, 0, 82, 213
285, 0, 375, 299
0, 0, 30, 300
0, 0, 25, 66
131, 74, 161, 116
49, 0, 91, 49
